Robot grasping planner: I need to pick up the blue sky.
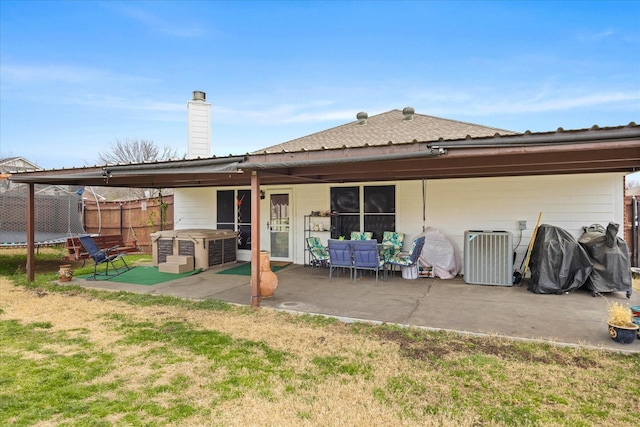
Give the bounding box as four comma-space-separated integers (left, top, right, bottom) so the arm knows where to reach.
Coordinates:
1, 1, 639, 169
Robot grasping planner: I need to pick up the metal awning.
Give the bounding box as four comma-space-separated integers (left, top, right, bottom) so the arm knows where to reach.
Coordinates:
8, 124, 640, 188
10, 157, 244, 188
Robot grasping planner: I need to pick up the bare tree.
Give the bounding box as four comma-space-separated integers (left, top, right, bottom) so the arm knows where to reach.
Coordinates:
98, 138, 178, 165
95, 139, 181, 200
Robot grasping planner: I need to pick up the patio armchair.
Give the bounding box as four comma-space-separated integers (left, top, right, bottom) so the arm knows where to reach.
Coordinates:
328, 239, 353, 281
350, 231, 373, 240
385, 236, 425, 280
79, 235, 131, 280
381, 231, 405, 260
306, 236, 330, 273
352, 240, 384, 283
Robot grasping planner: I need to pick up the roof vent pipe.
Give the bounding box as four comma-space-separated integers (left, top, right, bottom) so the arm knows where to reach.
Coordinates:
356, 111, 368, 125
403, 106, 415, 120
192, 91, 206, 102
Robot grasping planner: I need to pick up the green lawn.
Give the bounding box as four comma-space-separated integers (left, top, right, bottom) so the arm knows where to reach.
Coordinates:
1, 247, 639, 426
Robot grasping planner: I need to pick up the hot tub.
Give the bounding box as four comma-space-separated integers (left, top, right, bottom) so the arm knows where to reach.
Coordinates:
151, 228, 237, 270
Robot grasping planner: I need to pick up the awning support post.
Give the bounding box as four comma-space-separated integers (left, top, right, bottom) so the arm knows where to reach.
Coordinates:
250, 171, 261, 308
27, 183, 35, 281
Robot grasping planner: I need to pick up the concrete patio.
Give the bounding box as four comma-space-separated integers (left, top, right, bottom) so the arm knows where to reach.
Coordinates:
74, 262, 640, 353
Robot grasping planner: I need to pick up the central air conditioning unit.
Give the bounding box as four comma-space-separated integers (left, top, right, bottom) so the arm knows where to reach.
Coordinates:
464, 230, 513, 286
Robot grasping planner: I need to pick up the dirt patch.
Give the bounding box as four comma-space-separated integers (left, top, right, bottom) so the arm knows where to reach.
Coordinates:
369, 328, 600, 368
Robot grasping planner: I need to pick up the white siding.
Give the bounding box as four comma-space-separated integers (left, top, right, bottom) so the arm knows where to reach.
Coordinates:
187, 101, 211, 159
292, 184, 330, 265
420, 173, 625, 269
175, 172, 626, 268
174, 187, 216, 229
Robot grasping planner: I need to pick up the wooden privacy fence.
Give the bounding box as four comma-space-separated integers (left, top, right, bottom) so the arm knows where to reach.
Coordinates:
82, 195, 174, 254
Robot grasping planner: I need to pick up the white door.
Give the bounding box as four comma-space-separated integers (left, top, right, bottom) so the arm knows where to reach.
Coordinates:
264, 191, 292, 261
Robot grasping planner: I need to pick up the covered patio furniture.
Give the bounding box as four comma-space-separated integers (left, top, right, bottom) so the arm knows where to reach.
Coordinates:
385, 236, 426, 280
350, 231, 373, 240
415, 227, 461, 279
578, 222, 632, 298
79, 235, 131, 280
306, 236, 330, 273
328, 239, 353, 281
528, 224, 593, 294
352, 239, 385, 283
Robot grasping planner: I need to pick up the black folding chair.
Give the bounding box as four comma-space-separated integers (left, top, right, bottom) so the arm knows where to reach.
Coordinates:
79, 235, 130, 280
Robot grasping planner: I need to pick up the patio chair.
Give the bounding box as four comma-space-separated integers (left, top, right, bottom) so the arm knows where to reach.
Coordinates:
306, 236, 329, 273
352, 239, 384, 283
385, 236, 425, 280
79, 235, 131, 280
381, 231, 405, 260
328, 239, 353, 281
350, 231, 373, 240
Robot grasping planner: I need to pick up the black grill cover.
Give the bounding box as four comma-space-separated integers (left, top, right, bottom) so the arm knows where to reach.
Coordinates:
577, 222, 632, 294
528, 224, 593, 294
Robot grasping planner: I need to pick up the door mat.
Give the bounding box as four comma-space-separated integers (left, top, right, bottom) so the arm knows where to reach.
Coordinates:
79, 266, 203, 285
217, 262, 290, 276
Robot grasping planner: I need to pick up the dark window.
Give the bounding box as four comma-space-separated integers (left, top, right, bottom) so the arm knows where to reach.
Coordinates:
364, 185, 395, 213
217, 190, 252, 250
217, 190, 234, 226
330, 186, 360, 213
330, 186, 360, 239
330, 185, 395, 241
364, 185, 395, 241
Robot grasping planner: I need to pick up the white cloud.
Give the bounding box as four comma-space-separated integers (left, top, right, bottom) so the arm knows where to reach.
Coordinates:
411, 85, 639, 117
211, 102, 354, 125
1, 63, 160, 86
1, 64, 108, 84
108, 4, 204, 37
577, 28, 616, 42
71, 96, 183, 113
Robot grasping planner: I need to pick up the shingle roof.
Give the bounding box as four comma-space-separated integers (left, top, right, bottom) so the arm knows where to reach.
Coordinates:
254, 108, 517, 153
0, 157, 41, 173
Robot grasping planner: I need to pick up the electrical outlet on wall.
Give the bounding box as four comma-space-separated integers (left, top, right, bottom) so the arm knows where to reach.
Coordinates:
518, 220, 527, 230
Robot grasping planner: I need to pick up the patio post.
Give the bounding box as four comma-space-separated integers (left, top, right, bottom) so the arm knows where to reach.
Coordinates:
26, 183, 35, 281
250, 171, 261, 308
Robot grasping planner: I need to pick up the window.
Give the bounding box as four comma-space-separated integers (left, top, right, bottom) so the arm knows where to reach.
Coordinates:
330, 185, 395, 241
364, 185, 395, 241
330, 186, 359, 239
217, 189, 252, 249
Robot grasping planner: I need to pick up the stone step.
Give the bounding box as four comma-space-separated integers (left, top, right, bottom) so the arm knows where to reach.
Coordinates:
166, 255, 194, 269
158, 255, 195, 274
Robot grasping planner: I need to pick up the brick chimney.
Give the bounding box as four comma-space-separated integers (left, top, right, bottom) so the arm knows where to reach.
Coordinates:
187, 91, 211, 159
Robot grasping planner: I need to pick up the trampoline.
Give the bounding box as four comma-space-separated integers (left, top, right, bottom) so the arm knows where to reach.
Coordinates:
0, 183, 86, 247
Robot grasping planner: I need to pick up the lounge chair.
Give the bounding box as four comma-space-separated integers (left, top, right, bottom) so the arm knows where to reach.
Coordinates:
385, 236, 425, 280
306, 236, 330, 273
79, 235, 131, 280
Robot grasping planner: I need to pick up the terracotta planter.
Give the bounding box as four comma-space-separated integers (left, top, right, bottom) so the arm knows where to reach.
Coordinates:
259, 251, 278, 298
58, 264, 73, 282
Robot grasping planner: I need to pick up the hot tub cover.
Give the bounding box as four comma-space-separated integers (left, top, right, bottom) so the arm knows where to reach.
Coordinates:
151, 228, 238, 241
